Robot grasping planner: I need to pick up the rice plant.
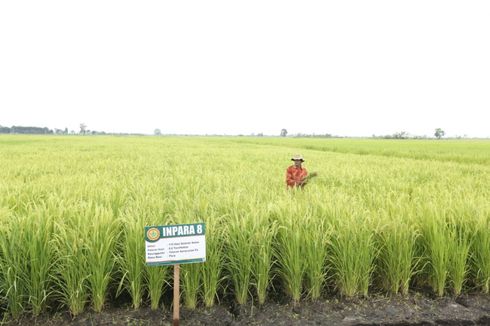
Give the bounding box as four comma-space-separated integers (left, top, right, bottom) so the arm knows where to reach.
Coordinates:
303, 214, 330, 300
251, 214, 277, 305
419, 206, 450, 297
447, 212, 472, 296
472, 213, 490, 293
0, 135, 488, 320
0, 213, 28, 318
145, 265, 168, 310
201, 215, 225, 307
376, 219, 419, 295
275, 204, 306, 303
85, 204, 119, 312
52, 212, 90, 316
24, 204, 55, 315
181, 262, 201, 309
328, 212, 376, 297
117, 209, 145, 309
225, 212, 255, 305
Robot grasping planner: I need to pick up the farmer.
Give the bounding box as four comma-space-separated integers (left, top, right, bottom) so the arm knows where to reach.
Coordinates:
286, 154, 316, 188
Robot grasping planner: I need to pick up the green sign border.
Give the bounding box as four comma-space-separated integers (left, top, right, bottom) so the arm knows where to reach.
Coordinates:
145, 222, 206, 266
144, 222, 205, 242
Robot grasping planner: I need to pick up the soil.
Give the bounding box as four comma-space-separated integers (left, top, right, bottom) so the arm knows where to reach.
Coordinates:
3, 293, 490, 326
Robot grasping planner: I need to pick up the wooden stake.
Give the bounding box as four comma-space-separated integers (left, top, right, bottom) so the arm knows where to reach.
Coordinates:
173, 264, 180, 326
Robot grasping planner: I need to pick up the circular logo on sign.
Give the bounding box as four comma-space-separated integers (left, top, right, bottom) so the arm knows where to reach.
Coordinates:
147, 227, 160, 241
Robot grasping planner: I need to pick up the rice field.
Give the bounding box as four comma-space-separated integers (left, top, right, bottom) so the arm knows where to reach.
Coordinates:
0, 135, 489, 319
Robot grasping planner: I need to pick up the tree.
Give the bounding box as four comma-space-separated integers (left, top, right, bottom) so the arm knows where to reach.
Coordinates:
394, 131, 408, 139
280, 128, 288, 137
154, 128, 162, 136
80, 123, 87, 135
434, 128, 445, 139
0, 125, 10, 134
10, 126, 53, 134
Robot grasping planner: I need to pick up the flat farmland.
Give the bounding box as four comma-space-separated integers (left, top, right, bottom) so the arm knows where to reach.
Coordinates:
0, 136, 489, 322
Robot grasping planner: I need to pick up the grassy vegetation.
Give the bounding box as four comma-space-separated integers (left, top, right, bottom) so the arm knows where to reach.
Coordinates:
0, 135, 489, 319
229, 137, 490, 165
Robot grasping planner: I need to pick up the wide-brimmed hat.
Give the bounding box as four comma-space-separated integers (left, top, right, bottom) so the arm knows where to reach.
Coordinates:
291, 154, 304, 162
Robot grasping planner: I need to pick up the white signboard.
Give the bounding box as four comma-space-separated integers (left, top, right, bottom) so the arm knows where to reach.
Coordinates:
145, 223, 206, 266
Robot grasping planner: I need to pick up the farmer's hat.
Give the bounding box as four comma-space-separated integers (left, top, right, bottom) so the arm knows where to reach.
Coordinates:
291, 154, 304, 162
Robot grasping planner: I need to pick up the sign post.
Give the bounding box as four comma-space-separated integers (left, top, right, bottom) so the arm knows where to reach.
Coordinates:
145, 223, 206, 326
173, 264, 180, 326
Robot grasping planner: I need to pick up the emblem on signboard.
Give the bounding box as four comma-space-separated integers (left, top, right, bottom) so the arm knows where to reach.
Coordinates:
147, 227, 160, 241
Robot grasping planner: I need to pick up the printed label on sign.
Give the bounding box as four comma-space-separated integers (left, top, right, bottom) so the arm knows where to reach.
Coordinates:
145, 223, 206, 266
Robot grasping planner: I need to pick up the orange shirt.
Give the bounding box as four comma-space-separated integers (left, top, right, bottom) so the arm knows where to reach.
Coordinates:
286, 165, 308, 188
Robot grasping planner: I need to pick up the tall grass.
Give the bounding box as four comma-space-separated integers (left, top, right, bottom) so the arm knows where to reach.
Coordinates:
0, 135, 488, 319
303, 213, 329, 300
376, 218, 419, 295
52, 211, 89, 316
145, 265, 168, 310
251, 210, 277, 305
173, 194, 206, 309
472, 212, 490, 293
85, 205, 119, 312
24, 204, 55, 315
117, 209, 145, 309
201, 215, 225, 307
226, 212, 255, 305
329, 212, 376, 297
447, 212, 472, 296
0, 213, 28, 318
137, 192, 170, 311
181, 263, 201, 309
275, 202, 305, 303
419, 206, 450, 296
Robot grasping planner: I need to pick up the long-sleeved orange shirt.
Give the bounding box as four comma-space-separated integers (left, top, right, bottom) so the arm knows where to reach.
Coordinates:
286, 165, 308, 188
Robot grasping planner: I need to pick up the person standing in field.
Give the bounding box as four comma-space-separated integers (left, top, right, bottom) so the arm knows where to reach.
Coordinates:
286, 154, 316, 188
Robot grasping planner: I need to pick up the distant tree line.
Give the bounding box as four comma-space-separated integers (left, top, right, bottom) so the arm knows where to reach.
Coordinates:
0, 126, 11, 133
372, 129, 449, 140
278, 128, 335, 138
292, 133, 334, 138
372, 131, 410, 139
0, 125, 54, 134
0, 124, 108, 135
0, 125, 469, 139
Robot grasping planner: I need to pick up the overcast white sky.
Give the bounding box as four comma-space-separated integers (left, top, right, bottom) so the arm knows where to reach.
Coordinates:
0, 1, 489, 137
